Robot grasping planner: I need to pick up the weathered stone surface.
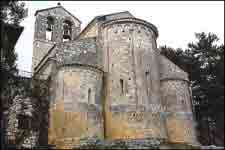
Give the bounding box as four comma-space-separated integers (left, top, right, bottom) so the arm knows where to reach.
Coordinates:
3, 78, 50, 149
32, 5, 81, 72
55, 37, 102, 69
5, 96, 39, 148
48, 66, 104, 149
32, 40, 55, 72
159, 55, 189, 81
101, 19, 167, 141
23, 4, 201, 149
78, 11, 134, 39
160, 80, 198, 145
77, 138, 163, 149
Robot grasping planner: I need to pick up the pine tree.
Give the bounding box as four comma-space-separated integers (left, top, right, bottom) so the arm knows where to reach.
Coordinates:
0, 1, 26, 149
160, 32, 224, 146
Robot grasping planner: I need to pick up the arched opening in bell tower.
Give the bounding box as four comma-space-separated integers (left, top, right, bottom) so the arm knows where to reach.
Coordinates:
46, 16, 54, 41
63, 20, 72, 42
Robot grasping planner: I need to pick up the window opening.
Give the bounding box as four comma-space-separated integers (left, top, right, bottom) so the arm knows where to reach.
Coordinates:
63, 20, 72, 41
88, 88, 91, 104
120, 79, 124, 95
145, 71, 150, 97
46, 16, 54, 41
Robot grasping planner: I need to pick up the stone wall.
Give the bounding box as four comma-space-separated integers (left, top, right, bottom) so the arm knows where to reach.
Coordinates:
48, 65, 104, 149
34, 7, 80, 42
55, 37, 102, 69
2, 77, 50, 149
32, 6, 81, 72
78, 23, 99, 39
32, 40, 55, 72
159, 55, 198, 146
78, 11, 134, 39
5, 96, 39, 148
160, 80, 198, 145
101, 18, 167, 140
34, 37, 100, 80
34, 59, 55, 80
159, 55, 189, 81
28, 8, 200, 148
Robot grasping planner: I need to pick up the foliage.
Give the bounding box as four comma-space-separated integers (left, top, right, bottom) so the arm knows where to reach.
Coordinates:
0, 1, 26, 94
160, 32, 224, 145
160, 45, 193, 74
1, 2, 28, 148
187, 33, 224, 145
0, 1, 26, 25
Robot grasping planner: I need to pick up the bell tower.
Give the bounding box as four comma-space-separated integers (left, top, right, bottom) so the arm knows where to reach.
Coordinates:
32, 3, 81, 72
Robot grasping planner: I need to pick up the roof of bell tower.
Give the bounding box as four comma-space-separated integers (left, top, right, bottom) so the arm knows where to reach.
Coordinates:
34, 3, 81, 23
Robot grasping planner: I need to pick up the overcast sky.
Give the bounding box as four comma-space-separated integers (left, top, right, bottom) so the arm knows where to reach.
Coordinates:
15, 1, 224, 72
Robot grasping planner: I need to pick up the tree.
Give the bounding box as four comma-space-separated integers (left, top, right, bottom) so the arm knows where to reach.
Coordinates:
160, 32, 224, 146
0, 1, 26, 149
0, 1, 26, 91
160, 45, 193, 73
0, 1, 26, 25
187, 33, 224, 145
0, 0, 27, 98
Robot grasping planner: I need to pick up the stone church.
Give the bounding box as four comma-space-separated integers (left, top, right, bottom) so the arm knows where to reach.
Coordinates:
6, 3, 200, 149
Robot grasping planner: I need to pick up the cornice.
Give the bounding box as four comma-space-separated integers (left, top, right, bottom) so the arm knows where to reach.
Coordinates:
101, 17, 158, 38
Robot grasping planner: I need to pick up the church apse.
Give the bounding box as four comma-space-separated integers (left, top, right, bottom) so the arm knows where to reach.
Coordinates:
26, 4, 200, 149
101, 18, 167, 141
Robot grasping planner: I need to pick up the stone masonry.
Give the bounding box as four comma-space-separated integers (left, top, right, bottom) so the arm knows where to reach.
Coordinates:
6, 3, 200, 149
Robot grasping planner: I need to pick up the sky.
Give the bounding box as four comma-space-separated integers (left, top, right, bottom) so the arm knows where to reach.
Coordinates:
15, 1, 224, 72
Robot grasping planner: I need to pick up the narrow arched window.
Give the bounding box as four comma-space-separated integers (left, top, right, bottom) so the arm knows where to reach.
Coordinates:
46, 16, 54, 41
47, 16, 54, 31
120, 79, 124, 95
88, 88, 91, 104
145, 71, 150, 97
63, 20, 72, 42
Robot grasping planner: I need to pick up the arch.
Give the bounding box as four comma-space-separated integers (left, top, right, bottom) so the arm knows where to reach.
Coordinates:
145, 71, 150, 98
46, 16, 54, 31
46, 16, 54, 40
63, 20, 73, 41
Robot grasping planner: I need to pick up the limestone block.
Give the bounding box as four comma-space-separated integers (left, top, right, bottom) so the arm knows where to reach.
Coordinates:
48, 66, 104, 148
102, 19, 167, 140
161, 80, 198, 146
